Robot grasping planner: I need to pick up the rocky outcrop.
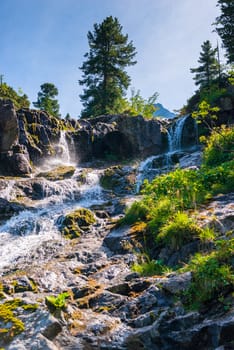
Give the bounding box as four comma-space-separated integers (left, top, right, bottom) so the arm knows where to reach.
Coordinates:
0, 99, 32, 175
71, 114, 163, 162
0, 99, 18, 152
17, 108, 62, 164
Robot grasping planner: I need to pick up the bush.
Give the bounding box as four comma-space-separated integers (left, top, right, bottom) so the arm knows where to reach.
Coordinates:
202, 126, 234, 167
121, 201, 149, 225
148, 198, 175, 233
142, 168, 206, 209
156, 212, 202, 250
184, 254, 233, 308
132, 258, 168, 276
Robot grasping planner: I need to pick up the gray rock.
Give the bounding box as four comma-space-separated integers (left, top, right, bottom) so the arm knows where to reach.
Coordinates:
160, 272, 192, 294
0, 99, 18, 152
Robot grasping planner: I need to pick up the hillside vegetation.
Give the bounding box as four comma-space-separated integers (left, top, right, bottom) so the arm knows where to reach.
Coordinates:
121, 125, 234, 309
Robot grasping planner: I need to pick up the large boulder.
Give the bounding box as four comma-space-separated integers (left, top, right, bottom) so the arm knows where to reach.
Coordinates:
71, 114, 163, 162
0, 99, 18, 152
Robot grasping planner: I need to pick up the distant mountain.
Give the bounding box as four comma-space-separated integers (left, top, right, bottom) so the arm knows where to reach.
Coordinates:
153, 103, 176, 119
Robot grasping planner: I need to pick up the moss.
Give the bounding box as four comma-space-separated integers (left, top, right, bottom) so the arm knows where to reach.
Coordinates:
37, 166, 76, 181
0, 299, 25, 344
100, 166, 121, 190
60, 208, 96, 239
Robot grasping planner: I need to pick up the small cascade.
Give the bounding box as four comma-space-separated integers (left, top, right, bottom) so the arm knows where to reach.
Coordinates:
136, 115, 192, 192
0, 166, 105, 269
136, 156, 157, 192
58, 130, 72, 164
167, 115, 188, 152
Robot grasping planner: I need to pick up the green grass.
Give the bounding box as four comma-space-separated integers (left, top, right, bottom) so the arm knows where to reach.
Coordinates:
183, 239, 234, 309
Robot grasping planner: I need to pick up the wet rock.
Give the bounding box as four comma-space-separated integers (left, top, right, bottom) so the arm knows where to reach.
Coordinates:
59, 208, 96, 239
104, 226, 132, 254
100, 166, 136, 195
0, 197, 26, 222
179, 151, 202, 169
37, 166, 76, 181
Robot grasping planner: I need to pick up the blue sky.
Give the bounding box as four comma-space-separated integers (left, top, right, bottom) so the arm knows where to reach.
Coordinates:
0, 0, 223, 117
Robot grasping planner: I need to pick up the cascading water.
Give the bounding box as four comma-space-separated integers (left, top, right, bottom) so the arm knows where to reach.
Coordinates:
167, 115, 188, 152
0, 132, 105, 271
136, 115, 190, 191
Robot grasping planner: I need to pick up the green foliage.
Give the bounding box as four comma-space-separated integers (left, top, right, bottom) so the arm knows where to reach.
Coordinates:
228, 68, 234, 85
202, 126, 234, 166
184, 239, 234, 308
147, 198, 175, 233
121, 201, 149, 225
79, 16, 137, 118
0, 82, 30, 109
157, 212, 202, 250
215, 0, 234, 64
124, 88, 158, 118
142, 168, 206, 209
192, 99, 220, 134
190, 40, 220, 90
33, 82, 60, 118
46, 292, 69, 310
132, 258, 168, 276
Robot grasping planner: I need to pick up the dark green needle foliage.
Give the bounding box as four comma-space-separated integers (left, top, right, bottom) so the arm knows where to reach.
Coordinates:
79, 16, 137, 118
215, 0, 234, 64
33, 83, 60, 118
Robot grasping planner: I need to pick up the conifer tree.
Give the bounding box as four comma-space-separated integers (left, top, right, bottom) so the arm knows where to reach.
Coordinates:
190, 40, 220, 90
79, 16, 137, 118
33, 83, 60, 118
215, 0, 234, 64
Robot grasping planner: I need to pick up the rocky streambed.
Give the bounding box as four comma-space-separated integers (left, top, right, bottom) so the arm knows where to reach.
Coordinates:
0, 158, 233, 350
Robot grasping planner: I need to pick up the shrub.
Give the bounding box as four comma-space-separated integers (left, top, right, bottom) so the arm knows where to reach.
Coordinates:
121, 201, 149, 225
148, 198, 175, 233
142, 168, 205, 209
202, 126, 234, 167
132, 258, 168, 276
45, 292, 69, 311
157, 212, 202, 250
184, 239, 234, 308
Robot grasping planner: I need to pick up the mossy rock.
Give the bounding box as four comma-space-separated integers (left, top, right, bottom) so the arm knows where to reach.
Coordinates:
37, 166, 75, 181
60, 208, 96, 239
100, 166, 136, 194
0, 298, 36, 345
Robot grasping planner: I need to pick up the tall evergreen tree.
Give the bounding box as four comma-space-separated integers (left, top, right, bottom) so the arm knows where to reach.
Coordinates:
215, 0, 234, 64
33, 83, 60, 118
79, 16, 137, 118
190, 40, 220, 90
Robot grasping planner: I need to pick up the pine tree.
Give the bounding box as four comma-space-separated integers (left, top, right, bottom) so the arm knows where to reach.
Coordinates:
79, 16, 137, 118
33, 83, 60, 118
190, 40, 220, 90
215, 0, 234, 64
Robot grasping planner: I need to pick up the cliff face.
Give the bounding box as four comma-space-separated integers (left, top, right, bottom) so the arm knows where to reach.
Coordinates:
71, 114, 163, 163
0, 101, 203, 175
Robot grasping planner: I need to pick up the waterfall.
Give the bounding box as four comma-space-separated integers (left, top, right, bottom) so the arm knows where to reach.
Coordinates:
0, 167, 104, 270
59, 130, 72, 164
167, 115, 188, 152
136, 115, 190, 191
